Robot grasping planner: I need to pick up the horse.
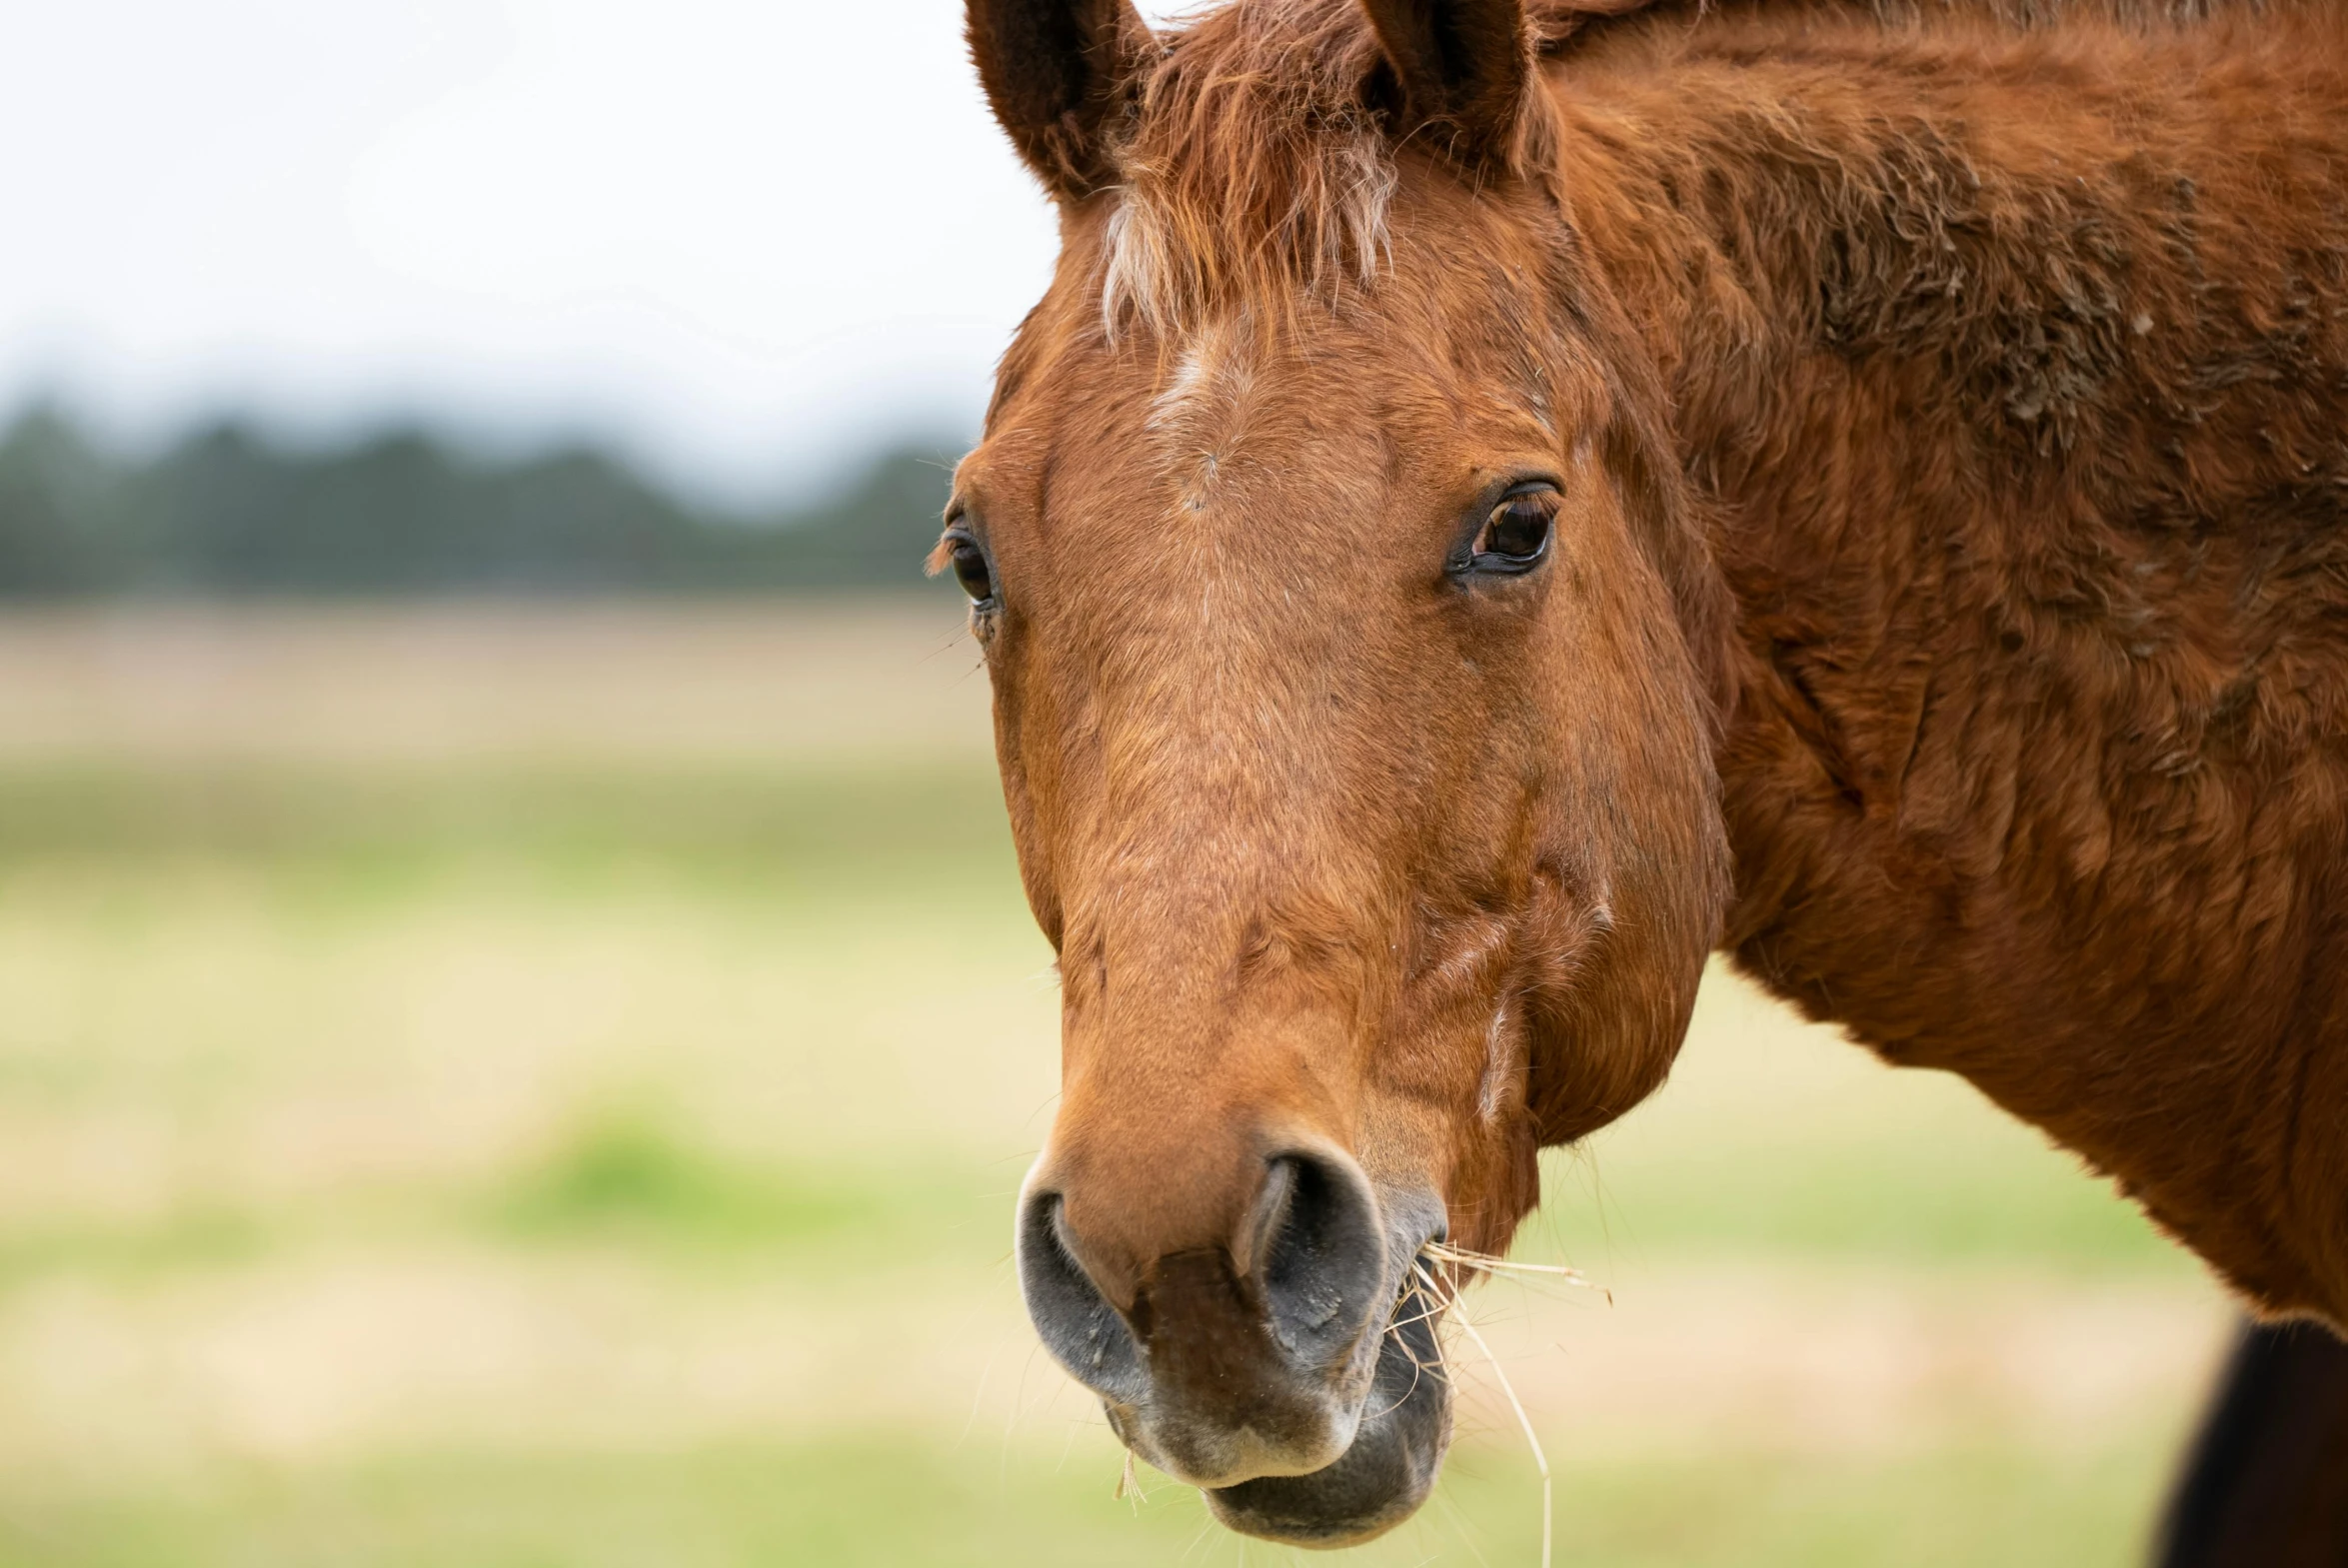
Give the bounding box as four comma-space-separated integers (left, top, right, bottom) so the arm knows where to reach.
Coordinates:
947, 0, 2348, 1546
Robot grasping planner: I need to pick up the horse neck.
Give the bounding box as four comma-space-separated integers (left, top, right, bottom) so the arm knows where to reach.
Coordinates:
1540, 18, 2348, 1315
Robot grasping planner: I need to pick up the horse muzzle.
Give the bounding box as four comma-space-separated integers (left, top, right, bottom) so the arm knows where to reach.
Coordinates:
1016, 1148, 1452, 1546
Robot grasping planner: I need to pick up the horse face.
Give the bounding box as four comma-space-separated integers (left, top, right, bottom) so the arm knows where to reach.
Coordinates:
955, 0, 1727, 1543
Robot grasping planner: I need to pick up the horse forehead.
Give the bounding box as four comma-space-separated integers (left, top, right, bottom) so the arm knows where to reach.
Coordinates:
1133, 319, 1393, 508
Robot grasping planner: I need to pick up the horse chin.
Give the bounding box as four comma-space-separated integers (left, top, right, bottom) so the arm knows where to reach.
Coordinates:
1199, 1275, 1453, 1548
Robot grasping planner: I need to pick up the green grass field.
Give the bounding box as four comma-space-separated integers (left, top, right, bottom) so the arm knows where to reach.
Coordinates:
0, 603, 2231, 1567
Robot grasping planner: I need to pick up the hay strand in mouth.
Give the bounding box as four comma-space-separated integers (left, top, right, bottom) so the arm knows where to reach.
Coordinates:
1425, 1240, 1612, 1305
1367, 1273, 1452, 1422
1415, 1259, 1552, 1568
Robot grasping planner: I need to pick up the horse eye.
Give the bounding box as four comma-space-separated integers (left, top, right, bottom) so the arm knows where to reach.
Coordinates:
947, 535, 996, 606
1470, 488, 1559, 568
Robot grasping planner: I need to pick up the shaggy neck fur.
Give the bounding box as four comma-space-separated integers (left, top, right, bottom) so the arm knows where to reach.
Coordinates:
1554, 5, 2348, 1317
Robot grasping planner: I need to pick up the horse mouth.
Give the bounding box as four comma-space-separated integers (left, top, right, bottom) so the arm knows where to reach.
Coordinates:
1198, 1265, 1453, 1547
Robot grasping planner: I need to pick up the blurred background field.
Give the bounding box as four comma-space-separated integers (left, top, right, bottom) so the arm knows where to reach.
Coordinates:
0, 597, 2234, 1568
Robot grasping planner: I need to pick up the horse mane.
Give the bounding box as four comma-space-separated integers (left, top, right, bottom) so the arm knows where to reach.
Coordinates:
1549, 0, 2316, 40
1096, 0, 2319, 333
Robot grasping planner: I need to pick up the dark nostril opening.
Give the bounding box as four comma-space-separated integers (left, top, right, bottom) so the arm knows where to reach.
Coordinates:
1016, 1188, 1148, 1403
1252, 1150, 1384, 1368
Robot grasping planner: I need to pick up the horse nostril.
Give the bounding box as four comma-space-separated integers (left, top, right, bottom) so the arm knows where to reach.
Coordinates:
1250, 1150, 1385, 1368
1016, 1187, 1148, 1403
1019, 1145, 1386, 1422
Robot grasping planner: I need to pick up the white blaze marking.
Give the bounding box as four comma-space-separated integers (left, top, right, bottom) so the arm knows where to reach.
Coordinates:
1145, 320, 1256, 514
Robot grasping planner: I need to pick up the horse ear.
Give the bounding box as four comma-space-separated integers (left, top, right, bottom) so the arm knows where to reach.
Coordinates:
968, 0, 1155, 200
1356, 0, 1530, 167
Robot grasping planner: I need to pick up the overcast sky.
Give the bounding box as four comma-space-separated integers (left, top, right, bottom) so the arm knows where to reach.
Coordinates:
0, 1, 1180, 502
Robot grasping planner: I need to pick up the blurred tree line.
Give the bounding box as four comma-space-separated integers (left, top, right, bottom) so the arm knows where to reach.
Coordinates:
0, 407, 961, 596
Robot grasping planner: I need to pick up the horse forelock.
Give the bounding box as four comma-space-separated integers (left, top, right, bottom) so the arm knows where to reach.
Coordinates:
1093, 0, 1411, 337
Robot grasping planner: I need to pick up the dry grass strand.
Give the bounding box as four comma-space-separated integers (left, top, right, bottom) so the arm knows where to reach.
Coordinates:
1415, 1259, 1553, 1568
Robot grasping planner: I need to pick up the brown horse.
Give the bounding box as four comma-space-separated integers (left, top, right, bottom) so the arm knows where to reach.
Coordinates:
948, 0, 2348, 1545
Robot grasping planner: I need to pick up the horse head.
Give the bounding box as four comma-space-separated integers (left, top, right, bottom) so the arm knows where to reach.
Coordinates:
953, 0, 1729, 1541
